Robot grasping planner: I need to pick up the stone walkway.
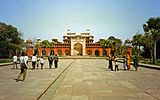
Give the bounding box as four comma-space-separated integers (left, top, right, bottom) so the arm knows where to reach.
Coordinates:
0, 59, 160, 100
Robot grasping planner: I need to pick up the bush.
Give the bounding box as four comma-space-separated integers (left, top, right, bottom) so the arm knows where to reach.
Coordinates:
157, 59, 160, 66
0, 59, 12, 63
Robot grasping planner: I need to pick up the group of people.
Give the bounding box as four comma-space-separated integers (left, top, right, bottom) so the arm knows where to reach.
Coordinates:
108, 54, 139, 71
108, 55, 119, 71
13, 53, 59, 82
31, 54, 44, 69
13, 54, 28, 69
48, 54, 59, 69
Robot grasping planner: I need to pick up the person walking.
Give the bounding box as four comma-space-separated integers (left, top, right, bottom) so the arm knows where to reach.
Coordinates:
31, 54, 37, 69
108, 55, 113, 71
133, 54, 139, 71
53, 54, 59, 68
40, 56, 44, 69
15, 52, 28, 82
48, 54, 53, 68
123, 56, 126, 70
13, 55, 18, 69
110, 55, 114, 71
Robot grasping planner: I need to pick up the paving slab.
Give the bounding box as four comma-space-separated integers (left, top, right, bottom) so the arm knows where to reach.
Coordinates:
0, 59, 74, 100
49, 59, 160, 100
0, 58, 160, 100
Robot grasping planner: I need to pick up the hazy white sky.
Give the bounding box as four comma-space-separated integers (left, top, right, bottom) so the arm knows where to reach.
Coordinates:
0, 0, 160, 42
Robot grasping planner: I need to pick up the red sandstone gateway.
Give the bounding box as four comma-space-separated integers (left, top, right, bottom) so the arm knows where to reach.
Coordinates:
25, 32, 132, 57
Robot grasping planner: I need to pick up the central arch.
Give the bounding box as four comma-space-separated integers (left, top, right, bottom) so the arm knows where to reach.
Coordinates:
74, 43, 83, 55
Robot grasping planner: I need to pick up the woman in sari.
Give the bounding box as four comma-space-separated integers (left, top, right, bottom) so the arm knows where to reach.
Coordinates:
126, 54, 131, 70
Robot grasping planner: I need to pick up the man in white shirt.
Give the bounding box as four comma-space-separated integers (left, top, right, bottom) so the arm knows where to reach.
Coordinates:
24, 54, 28, 65
15, 52, 28, 82
31, 54, 37, 69
13, 55, 18, 69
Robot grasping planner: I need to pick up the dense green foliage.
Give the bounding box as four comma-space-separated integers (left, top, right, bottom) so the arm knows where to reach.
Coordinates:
99, 36, 122, 56
0, 22, 23, 58
143, 17, 160, 64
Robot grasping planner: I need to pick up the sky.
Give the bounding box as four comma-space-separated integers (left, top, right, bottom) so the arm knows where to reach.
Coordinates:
0, 0, 160, 42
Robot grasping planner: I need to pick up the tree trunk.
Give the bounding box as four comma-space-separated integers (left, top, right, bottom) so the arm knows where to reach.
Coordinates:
153, 42, 157, 64
138, 45, 140, 57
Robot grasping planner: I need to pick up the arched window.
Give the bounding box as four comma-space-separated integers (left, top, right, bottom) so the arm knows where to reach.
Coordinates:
65, 50, 70, 55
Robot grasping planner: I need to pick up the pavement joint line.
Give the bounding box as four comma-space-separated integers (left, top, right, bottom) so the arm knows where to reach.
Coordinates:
145, 91, 160, 100
37, 60, 75, 100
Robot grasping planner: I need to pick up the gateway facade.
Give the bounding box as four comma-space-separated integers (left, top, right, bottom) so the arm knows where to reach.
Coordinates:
26, 32, 111, 56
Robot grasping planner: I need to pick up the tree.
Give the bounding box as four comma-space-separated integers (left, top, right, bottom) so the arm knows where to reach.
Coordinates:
143, 17, 160, 64
99, 39, 111, 48
108, 36, 116, 48
99, 36, 122, 56
0, 22, 23, 58
113, 38, 122, 56
132, 33, 144, 57
142, 33, 154, 59
41, 40, 50, 47
49, 42, 55, 48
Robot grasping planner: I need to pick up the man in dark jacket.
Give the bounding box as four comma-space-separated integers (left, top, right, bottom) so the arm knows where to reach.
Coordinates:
53, 54, 59, 68
48, 54, 53, 69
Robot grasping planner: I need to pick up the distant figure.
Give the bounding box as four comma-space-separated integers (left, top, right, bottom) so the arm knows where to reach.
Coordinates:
123, 56, 126, 70
114, 57, 119, 71
15, 52, 28, 82
40, 56, 44, 69
108, 55, 113, 71
24, 54, 28, 65
133, 54, 139, 71
108, 55, 111, 69
31, 54, 37, 69
37, 57, 40, 69
13, 55, 18, 69
111, 55, 114, 71
48, 54, 54, 68
126, 54, 131, 70
53, 54, 59, 68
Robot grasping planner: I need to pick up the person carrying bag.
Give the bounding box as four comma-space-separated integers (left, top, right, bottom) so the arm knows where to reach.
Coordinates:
15, 52, 28, 82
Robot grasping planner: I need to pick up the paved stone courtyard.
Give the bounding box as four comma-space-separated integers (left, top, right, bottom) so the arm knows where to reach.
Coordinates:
0, 59, 160, 100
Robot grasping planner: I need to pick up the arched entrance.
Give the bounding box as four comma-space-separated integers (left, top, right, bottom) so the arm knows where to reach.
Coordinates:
65, 50, 70, 55
74, 43, 83, 55
57, 50, 62, 56
103, 50, 107, 56
95, 50, 99, 56
87, 50, 92, 56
